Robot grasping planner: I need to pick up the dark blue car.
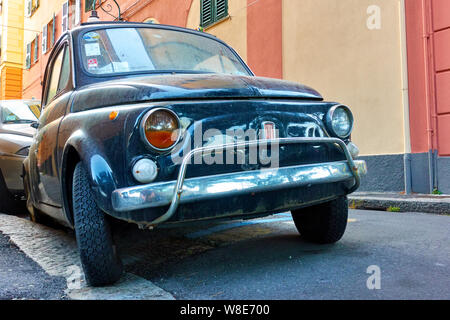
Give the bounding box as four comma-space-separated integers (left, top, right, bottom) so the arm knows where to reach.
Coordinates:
24, 22, 367, 286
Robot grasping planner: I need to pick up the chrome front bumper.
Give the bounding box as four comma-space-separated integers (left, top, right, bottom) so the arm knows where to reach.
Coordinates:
111, 137, 367, 226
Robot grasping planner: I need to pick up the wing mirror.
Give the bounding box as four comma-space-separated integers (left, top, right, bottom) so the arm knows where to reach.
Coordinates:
30, 121, 39, 129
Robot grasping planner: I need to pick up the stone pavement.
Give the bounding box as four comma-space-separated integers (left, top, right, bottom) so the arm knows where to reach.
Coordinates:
348, 192, 450, 215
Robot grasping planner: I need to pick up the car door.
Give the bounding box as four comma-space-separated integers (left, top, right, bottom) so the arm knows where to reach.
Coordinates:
30, 39, 73, 210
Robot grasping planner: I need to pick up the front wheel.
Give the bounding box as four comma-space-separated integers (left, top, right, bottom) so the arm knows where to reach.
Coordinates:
291, 196, 348, 244
72, 162, 123, 287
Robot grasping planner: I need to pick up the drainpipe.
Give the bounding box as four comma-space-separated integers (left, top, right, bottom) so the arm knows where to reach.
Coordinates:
400, 0, 412, 194
421, 0, 435, 194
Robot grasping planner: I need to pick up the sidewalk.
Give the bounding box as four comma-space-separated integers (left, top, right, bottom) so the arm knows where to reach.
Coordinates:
348, 192, 450, 215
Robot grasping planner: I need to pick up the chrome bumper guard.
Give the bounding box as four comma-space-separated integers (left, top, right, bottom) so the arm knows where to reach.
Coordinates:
111, 138, 367, 225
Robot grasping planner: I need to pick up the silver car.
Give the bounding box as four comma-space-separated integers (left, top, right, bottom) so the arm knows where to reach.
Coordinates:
0, 100, 40, 212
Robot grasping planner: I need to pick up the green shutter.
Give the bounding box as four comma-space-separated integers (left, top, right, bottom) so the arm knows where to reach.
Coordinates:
34, 36, 39, 63
201, 0, 228, 28
26, 43, 31, 69
52, 14, 56, 47
201, 0, 213, 27
215, 0, 228, 21
85, 0, 95, 12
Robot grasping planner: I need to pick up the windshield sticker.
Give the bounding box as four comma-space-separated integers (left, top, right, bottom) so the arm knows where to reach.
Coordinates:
83, 32, 100, 42
85, 43, 101, 56
87, 58, 98, 69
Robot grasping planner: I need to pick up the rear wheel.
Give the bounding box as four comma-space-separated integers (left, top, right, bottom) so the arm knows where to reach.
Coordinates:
291, 196, 348, 244
72, 162, 123, 287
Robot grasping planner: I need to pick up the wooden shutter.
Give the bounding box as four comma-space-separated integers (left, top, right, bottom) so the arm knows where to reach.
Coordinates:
85, 0, 95, 12
75, 0, 81, 26
215, 0, 228, 21
62, 1, 69, 32
51, 14, 56, 47
201, 0, 213, 27
26, 43, 31, 69
26, 0, 32, 17
33, 35, 39, 63
42, 25, 48, 54
201, 0, 228, 28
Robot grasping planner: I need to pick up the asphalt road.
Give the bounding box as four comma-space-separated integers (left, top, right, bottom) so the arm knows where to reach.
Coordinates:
0, 209, 449, 300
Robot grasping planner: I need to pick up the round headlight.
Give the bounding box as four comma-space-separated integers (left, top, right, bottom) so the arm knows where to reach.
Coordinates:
141, 108, 181, 151
326, 105, 354, 138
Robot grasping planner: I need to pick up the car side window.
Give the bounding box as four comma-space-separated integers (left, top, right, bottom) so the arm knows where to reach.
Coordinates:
45, 46, 70, 105
58, 48, 71, 92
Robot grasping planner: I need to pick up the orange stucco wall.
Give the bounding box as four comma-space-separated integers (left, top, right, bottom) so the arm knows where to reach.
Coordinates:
405, 0, 430, 154
405, 0, 450, 156
1, 66, 23, 99
246, 0, 282, 78
81, 0, 193, 26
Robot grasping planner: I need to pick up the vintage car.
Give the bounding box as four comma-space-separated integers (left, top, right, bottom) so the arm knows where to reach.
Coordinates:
0, 100, 40, 212
23, 22, 367, 286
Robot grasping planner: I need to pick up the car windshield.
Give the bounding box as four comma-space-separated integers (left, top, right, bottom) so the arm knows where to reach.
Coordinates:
79, 27, 250, 76
0, 101, 40, 124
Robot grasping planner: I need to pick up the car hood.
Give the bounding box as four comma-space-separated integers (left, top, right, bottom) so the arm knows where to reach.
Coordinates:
0, 123, 35, 138
73, 74, 323, 112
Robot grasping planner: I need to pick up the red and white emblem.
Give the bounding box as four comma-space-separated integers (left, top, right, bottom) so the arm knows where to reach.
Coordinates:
261, 121, 277, 140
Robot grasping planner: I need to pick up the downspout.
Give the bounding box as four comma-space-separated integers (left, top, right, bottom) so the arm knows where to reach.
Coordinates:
400, 0, 412, 194
421, 0, 435, 194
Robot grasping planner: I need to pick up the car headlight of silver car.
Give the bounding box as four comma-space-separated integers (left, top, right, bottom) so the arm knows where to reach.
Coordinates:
325, 105, 354, 139
15, 147, 30, 157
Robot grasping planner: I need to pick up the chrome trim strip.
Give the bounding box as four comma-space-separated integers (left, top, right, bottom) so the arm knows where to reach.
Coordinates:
112, 159, 367, 212
111, 137, 366, 225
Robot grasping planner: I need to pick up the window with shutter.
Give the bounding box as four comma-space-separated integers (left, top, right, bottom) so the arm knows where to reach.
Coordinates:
33, 35, 39, 63
26, 43, 31, 69
201, 0, 228, 28
42, 25, 48, 54
62, 1, 69, 32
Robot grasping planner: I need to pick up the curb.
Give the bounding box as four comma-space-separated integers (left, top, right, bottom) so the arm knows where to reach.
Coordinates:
348, 195, 450, 215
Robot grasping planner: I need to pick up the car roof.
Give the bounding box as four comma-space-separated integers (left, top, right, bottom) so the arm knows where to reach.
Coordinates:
65, 21, 218, 43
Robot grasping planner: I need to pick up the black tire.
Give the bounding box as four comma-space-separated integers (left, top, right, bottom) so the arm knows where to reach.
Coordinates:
0, 169, 24, 214
72, 162, 123, 287
291, 196, 348, 244
0, 169, 12, 213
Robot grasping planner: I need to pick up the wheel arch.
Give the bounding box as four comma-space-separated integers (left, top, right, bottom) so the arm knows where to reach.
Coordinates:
61, 139, 119, 227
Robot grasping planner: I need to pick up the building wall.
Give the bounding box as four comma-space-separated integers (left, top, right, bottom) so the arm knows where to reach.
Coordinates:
20, 0, 446, 193
187, 0, 248, 62
186, 0, 409, 192
405, 0, 450, 194
23, 0, 69, 100
283, 0, 407, 157
0, 0, 25, 100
